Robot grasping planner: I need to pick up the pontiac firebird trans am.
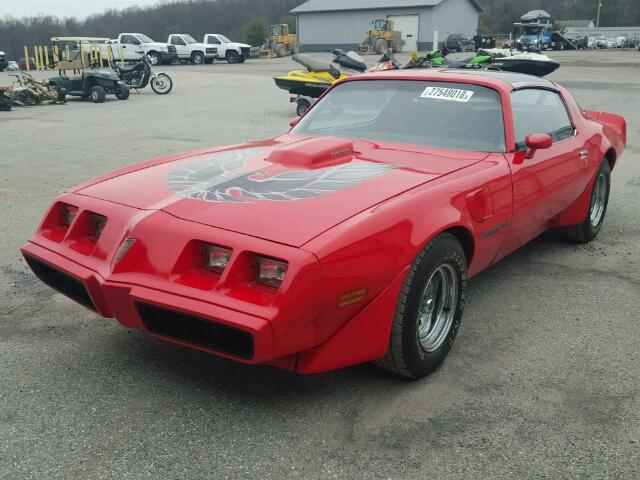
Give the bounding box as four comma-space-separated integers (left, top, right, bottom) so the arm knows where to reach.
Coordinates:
22, 70, 626, 378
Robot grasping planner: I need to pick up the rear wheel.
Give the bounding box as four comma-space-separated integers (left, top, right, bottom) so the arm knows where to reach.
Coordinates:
558, 160, 611, 243
226, 50, 239, 64
191, 52, 204, 64
52, 85, 66, 102
374, 233, 467, 378
89, 85, 106, 103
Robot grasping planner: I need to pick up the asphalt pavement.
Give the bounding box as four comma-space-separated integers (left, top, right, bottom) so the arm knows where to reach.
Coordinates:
0, 50, 639, 479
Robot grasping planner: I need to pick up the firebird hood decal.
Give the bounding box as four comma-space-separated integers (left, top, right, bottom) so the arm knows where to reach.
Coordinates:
166, 148, 395, 203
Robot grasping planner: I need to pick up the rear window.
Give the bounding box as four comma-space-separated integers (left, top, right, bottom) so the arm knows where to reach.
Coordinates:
292, 80, 505, 152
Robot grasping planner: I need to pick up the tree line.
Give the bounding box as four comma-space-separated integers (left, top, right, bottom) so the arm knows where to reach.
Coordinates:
1, 0, 639, 58
0, 0, 300, 58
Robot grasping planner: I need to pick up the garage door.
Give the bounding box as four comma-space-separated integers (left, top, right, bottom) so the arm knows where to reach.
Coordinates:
388, 14, 419, 52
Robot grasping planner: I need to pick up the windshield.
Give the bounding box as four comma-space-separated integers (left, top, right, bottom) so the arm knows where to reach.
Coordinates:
183, 34, 197, 44
136, 34, 154, 43
292, 80, 505, 152
515, 26, 541, 36
218, 35, 231, 43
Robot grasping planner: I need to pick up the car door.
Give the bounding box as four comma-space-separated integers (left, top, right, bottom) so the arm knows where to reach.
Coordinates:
502, 88, 589, 251
207, 35, 223, 56
170, 35, 188, 59
120, 35, 143, 61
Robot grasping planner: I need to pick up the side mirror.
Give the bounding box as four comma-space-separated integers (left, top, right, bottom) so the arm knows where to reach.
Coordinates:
523, 133, 552, 160
525, 133, 552, 150
289, 116, 301, 128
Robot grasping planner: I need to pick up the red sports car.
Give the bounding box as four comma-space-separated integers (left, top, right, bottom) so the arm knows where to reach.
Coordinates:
22, 70, 626, 378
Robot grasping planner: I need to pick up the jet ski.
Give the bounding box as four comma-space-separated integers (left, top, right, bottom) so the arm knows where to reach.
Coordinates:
454, 48, 560, 77
273, 50, 366, 98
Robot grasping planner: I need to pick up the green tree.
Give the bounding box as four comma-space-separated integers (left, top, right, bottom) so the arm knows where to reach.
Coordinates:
245, 20, 268, 46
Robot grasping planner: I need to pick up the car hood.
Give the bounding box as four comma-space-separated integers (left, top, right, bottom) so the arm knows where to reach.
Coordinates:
226, 42, 250, 49
76, 135, 487, 247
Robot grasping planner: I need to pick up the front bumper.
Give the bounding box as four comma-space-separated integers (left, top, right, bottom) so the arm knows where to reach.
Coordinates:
160, 52, 178, 64
22, 241, 273, 363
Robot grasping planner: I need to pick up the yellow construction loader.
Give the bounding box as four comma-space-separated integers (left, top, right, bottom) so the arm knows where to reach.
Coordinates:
359, 19, 405, 54
260, 24, 298, 58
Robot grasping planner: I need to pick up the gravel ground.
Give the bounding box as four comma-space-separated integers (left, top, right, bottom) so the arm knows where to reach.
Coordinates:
1, 50, 639, 479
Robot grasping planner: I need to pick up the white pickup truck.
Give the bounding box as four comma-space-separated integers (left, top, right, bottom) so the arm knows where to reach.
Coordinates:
167, 34, 217, 64
202, 34, 251, 63
104, 33, 177, 65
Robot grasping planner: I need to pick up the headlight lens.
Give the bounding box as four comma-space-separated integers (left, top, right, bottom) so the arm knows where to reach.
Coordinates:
60, 203, 78, 227
203, 244, 233, 273
255, 256, 288, 288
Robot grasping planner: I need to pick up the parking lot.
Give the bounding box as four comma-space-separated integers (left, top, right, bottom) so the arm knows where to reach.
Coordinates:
1, 50, 639, 479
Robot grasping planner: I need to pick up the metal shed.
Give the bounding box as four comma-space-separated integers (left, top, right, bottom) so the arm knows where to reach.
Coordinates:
291, 0, 483, 52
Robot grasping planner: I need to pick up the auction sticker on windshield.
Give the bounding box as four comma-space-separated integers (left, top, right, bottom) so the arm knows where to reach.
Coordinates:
420, 87, 474, 102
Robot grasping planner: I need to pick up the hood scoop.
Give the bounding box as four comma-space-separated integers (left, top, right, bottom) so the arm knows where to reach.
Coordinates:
266, 136, 355, 168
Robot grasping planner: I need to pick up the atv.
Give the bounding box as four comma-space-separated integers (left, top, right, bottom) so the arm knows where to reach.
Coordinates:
47, 58, 130, 103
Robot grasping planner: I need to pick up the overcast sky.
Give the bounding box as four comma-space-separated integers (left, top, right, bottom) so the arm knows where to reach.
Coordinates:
7, 0, 163, 19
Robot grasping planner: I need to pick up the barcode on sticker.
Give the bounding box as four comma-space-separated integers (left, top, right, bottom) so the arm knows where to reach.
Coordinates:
420, 87, 474, 102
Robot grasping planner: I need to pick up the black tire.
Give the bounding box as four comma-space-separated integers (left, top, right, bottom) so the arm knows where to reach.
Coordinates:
52, 85, 66, 102
150, 73, 173, 95
204, 58, 214, 64
374, 38, 388, 54
374, 233, 467, 379
146, 52, 161, 66
296, 99, 311, 117
115, 83, 130, 100
226, 50, 239, 64
558, 160, 611, 243
0, 96, 12, 111
89, 85, 106, 103
191, 52, 204, 64
275, 43, 288, 58
238, 55, 246, 63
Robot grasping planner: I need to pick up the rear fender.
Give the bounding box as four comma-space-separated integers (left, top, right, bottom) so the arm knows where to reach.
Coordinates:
584, 110, 627, 162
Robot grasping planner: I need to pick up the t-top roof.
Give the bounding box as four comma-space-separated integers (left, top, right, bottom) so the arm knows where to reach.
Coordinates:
340, 68, 560, 92
291, 0, 483, 14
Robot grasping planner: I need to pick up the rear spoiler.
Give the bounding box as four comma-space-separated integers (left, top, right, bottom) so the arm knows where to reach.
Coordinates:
584, 110, 627, 151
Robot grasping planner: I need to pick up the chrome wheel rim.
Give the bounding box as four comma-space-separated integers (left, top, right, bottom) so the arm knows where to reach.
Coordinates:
147, 54, 159, 66
153, 76, 169, 92
417, 263, 458, 352
590, 173, 607, 227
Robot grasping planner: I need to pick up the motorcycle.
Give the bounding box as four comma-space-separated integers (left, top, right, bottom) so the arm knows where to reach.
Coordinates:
109, 57, 173, 95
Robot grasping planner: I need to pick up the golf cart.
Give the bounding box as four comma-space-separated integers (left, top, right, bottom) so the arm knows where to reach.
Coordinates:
47, 44, 129, 103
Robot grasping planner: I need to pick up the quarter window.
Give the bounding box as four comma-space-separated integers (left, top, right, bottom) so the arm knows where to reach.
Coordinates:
511, 89, 574, 147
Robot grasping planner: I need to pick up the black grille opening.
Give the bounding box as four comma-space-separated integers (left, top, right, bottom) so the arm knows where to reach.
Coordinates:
136, 302, 254, 359
24, 254, 96, 311
240, 47, 250, 56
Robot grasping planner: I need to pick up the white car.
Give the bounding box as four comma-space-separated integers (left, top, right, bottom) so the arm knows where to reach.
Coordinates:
203, 34, 251, 64
168, 34, 217, 64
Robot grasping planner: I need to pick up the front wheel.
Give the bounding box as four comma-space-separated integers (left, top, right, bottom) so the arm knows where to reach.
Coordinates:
558, 160, 611, 243
375, 233, 467, 378
115, 83, 130, 100
146, 52, 161, 66
226, 50, 239, 64
150, 73, 173, 95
